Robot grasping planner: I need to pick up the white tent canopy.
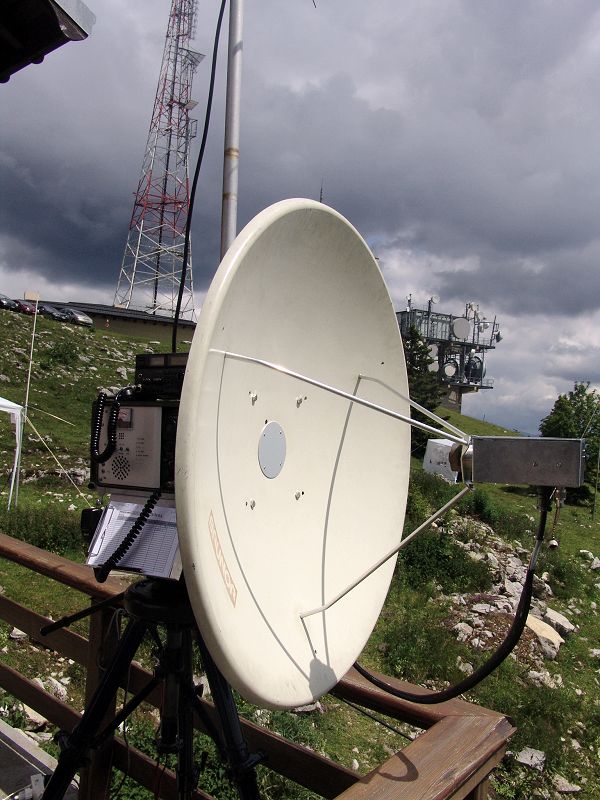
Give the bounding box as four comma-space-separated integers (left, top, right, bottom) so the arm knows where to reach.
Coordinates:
0, 396, 23, 508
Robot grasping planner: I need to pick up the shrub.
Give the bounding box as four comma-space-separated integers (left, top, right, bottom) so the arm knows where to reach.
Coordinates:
0, 502, 82, 554
539, 548, 588, 599
460, 488, 531, 541
40, 339, 79, 369
378, 587, 464, 683
397, 527, 492, 593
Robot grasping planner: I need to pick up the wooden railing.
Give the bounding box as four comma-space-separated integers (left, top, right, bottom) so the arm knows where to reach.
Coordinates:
0, 532, 515, 800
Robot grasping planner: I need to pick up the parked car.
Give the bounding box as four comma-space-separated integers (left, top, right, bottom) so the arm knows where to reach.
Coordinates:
0, 293, 18, 311
13, 299, 37, 315
38, 302, 69, 322
60, 306, 94, 327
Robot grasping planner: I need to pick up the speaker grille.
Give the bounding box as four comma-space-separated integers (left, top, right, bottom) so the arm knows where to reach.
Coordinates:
111, 454, 131, 481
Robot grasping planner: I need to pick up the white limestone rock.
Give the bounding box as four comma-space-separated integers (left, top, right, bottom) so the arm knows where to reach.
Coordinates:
543, 608, 576, 636
456, 656, 474, 675
471, 603, 494, 614
527, 670, 563, 689
293, 701, 324, 714
552, 774, 581, 793
516, 747, 546, 771
526, 614, 564, 659
46, 675, 68, 702
23, 703, 48, 730
504, 578, 523, 599
453, 622, 473, 642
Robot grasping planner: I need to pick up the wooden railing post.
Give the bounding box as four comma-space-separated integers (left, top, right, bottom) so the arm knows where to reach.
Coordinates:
468, 778, 491, 800
78, 599, 121, 800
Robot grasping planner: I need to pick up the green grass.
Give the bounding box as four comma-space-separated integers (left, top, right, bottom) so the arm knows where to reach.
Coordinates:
437, 405, 523, 437
1, 310, 600, 798
0, 310, 190, 487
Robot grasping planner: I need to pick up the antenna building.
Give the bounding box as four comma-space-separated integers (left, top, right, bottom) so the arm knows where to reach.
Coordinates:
397, 298, 502, 410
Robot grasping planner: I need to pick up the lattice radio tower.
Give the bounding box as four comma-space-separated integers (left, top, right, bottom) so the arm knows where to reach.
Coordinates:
113, 0, 203, 319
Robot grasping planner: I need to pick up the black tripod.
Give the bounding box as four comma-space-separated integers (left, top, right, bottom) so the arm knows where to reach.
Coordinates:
41, 579, 262, 800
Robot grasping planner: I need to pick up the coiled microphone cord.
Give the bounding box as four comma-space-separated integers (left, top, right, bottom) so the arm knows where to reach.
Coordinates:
95, 489, 162, 583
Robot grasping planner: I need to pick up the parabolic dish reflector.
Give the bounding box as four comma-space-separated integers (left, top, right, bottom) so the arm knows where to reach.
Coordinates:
452, 317, 471, 340
176, 199, 411, 708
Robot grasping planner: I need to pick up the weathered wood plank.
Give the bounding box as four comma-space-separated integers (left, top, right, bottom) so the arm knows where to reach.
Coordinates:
0, 600, 357, 799
79, 604, 121, 800
0, 532, 125, 599
0, 594, 89, 663
333, 715, 514, 800
0, 661, 81, 732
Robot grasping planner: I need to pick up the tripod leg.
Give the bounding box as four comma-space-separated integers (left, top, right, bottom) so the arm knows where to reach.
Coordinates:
154, 626, 198, 800
177, 629, 197, 800
196, 634, 262, 800
42, 617, 148, 800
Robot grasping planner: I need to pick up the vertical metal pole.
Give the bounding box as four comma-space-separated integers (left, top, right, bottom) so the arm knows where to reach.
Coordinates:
12, 297, 39, 508
220, 0, 244, 258
23, 298, 38, 418
592, 445, 600, 520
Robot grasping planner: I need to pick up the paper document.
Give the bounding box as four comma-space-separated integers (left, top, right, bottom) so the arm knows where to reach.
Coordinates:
88, 500, 182, 580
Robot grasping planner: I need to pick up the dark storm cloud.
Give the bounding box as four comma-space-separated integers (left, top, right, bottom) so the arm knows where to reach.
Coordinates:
236, 73, 403, 230
0, 0, 176, 291
234, 0, 600, 326
0, 147, 128, 287
4, 0, 600, 303
432, 240, 600, 316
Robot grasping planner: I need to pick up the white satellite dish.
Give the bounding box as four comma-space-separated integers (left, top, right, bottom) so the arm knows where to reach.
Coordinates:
443, 359, 458, 378
176, 199, 411, 709
452, 317, 470, 340
428, 344, 439, 372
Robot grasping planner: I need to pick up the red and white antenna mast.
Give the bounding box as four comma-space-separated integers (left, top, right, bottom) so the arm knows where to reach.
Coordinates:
114, 0, 203, 319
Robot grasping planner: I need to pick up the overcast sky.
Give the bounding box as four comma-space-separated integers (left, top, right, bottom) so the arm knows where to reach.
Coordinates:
2, 0, 600, 434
